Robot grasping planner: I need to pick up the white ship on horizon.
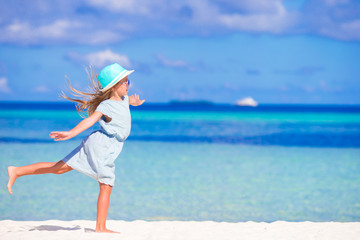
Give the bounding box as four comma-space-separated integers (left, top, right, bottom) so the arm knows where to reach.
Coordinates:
236, 97, 258, 107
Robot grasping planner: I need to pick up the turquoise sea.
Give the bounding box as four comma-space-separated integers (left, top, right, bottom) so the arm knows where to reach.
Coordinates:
0, 102, 359, 222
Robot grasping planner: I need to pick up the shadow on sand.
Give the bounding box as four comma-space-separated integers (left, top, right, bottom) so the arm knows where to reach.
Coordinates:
28, 225, 94, 232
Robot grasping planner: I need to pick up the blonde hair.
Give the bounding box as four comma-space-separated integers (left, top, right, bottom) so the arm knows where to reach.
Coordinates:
59, 66, 112, 118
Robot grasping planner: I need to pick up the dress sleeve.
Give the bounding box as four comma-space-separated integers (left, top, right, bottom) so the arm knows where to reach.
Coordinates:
95, 101, 112, 117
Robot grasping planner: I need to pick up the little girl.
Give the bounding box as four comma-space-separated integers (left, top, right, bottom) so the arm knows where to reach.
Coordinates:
6, 63, 145, 233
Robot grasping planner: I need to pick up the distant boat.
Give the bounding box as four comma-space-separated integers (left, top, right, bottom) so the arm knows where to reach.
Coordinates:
236, 97, 258, 107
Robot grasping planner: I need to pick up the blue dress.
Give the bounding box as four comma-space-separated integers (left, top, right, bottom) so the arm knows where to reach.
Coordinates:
62, 95, 131, 186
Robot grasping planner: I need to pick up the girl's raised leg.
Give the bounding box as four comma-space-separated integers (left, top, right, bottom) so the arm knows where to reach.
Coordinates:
95, 182, 119, 233
7, 160, 73, 194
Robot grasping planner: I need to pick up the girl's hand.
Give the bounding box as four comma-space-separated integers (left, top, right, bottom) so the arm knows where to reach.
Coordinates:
50, 131, 73, 141
129, 94, 145, 106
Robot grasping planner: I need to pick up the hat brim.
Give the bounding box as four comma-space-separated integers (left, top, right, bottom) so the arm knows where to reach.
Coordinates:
100, 69, 134, 92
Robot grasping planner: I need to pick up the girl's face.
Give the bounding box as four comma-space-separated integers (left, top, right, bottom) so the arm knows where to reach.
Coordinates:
113, 77, 130, 96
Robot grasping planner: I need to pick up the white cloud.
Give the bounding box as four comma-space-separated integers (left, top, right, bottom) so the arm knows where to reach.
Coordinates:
86, 0, 297, 34
84, 0, 360, 41
82, 30, 124, 45
86, 0, 360, 41
216, 0, 286, 14
302, 0, 360, 41
2, 20, 80, 45
67, 49, 132, 68
319, 19, 360, 41
218, 12, 294, 33
0, 77, 11, 93
0, 0, 359, 45
156, 54, 195, 71
87, 0, 153, 15
322, 0, 350, 7
214, 0, 297, 33
32, 85, 50, 93
37, 20, 77, 38
0, 19, 123, 45
157, 54, 188, 68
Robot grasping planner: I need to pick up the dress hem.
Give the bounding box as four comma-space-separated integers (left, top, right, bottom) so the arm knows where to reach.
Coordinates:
61, 159, 114, 186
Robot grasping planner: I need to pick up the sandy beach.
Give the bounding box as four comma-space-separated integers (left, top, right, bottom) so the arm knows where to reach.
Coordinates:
0, 220, 359, 240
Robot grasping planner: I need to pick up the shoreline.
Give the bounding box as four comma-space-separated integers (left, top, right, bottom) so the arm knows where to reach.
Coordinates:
1, 220, 359, 240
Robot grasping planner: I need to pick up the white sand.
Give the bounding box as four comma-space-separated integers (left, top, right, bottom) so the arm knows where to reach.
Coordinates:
0, 220, 359, 240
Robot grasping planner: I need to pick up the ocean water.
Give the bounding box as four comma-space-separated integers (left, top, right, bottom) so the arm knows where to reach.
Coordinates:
0, 102, 359, 222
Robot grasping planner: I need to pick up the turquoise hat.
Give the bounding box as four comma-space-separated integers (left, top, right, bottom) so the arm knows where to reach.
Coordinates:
98, 63, 134, 92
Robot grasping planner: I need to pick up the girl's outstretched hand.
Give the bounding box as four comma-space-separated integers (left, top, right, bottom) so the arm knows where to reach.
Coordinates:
50, 131, 73, 141
129, 94, 145, 106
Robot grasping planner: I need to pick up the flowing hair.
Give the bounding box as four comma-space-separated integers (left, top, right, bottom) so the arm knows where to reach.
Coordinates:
59, 66, 112, 118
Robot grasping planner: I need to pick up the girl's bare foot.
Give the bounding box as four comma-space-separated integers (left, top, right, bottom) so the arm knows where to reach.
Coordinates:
95, 228, 120, 233
7, 166, 17, 195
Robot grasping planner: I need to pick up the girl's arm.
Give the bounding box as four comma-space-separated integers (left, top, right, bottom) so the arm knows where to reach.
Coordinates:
129, 94, 145, 106
50, 111, 103, 141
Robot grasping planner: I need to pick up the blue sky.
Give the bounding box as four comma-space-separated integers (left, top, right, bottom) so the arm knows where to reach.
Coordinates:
0, 0, 359, 104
